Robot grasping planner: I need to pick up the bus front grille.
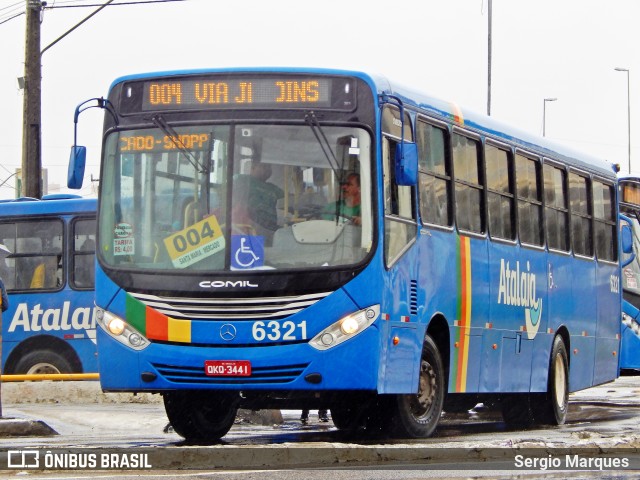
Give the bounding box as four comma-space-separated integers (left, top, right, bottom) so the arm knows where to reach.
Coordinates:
130, 291, 331, 321
152, 362, 309, 385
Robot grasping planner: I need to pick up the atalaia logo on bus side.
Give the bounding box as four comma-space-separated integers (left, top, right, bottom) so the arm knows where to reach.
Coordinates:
497, 259, 543, 339
7, 301, 96, 339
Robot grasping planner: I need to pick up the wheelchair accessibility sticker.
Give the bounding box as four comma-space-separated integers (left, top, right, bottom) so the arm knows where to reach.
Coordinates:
164, 216, 225, 268
231, 235, 264, 269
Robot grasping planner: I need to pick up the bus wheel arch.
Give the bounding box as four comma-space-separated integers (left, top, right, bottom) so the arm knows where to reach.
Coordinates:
5, 336, 82, 374
426, 314, 450, 389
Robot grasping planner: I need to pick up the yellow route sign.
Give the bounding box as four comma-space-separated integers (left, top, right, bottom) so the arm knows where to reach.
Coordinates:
163, 216, 225, 268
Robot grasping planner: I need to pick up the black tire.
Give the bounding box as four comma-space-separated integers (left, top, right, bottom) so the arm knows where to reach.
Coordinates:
444, 394, 479, 413
163, 391, 239, 442
388, 335, 445, 438
331, 395, 391, 434
533, 335, 569, 425
330, 405, 362, 433
13, 350, 74, 375
501, 394, 535, 426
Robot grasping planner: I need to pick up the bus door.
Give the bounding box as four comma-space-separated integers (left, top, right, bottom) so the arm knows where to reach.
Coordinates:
593, 180, 619, 384
560, 172, 598, 390
484, 145, 542, 393
527, 161, 568, 392
447, 130, 487, 395
378, 106, 420, 394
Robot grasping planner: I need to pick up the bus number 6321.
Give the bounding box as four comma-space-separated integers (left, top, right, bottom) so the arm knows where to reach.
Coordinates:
252, 320, 307, 341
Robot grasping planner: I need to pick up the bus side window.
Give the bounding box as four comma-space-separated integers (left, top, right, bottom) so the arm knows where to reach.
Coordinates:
452, 132, 484, 234
569, 172, 593, 257
485, 143, 514, 240
593, 180, 616, 262
417, 119, 452, 227
0, 224, 16, 290
11, 219, 64, 291
516, 153, 543, 246
544, 163, 570, 252
72, 218, 96, 289
383, 136, 417, 265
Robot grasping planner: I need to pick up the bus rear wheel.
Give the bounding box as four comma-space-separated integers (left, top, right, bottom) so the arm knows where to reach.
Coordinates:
533, 335, 569, 425
14, 350, 74, 375
388, 335, 444, 438
163, 391, 239, 442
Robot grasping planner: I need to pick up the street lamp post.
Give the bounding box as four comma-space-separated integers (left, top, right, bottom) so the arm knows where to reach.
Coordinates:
615, 67, 631, 174
543, 98, 557, 137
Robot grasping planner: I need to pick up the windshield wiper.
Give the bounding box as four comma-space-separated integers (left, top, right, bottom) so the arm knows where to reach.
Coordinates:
151, 114, 205, 173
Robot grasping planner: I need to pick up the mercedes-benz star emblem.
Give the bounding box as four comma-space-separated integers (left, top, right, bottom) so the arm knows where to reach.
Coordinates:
220, 324, 237, 341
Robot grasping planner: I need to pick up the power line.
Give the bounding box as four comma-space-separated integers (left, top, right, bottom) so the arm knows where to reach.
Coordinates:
0, 0, 186, 24
44, 0, 186, 8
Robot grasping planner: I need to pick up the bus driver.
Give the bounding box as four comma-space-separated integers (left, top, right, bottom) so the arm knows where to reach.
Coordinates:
322, 173, 361, 225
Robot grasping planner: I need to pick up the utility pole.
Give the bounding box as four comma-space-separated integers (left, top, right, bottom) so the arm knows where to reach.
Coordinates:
487, 0, 492, 116
21, 0, 44, 199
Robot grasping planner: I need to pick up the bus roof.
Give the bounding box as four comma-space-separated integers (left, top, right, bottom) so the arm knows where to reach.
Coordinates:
109, 67, 618, 180
0, 195, 97, 217
375, 75, 617, 179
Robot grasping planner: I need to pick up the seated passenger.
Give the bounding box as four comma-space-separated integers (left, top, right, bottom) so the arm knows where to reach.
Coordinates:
233, 160, 284, 243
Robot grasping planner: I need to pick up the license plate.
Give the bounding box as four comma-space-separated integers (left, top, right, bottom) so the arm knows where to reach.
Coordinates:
204, 360, 251, 377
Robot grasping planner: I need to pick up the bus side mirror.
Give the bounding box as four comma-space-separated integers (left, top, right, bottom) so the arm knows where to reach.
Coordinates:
621, 222, 635, 268
68, 145, 87, 189
395, 141, 418, 186
621, 223, 633, 254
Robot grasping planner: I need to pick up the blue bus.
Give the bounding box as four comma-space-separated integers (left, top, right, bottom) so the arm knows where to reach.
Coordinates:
68, 68, 627, 440
0, 195, 97, 375
619, 177, 640, 372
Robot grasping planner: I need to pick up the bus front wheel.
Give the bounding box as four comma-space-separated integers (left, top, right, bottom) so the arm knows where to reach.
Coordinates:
14, 350, 73, 375
163, 391, 239, 442
388, 335, 444, 438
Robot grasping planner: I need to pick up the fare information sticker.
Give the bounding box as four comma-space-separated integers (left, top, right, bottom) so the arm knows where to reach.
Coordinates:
163, 216, 225, 268
113, 223, 135, 256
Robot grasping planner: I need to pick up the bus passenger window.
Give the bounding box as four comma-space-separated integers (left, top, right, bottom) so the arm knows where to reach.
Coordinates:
72, 218, 96, 289
485, 144, 514, 240
569, 172, 593, 257
516, 154, 543, 246
453, 133, 484, 234
417, 120, 451, 227
5, 219, 64, 291
593, 181, 616, 262
544, 163, 569, 252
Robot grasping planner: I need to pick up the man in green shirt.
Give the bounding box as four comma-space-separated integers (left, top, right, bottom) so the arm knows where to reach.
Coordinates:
322, 173, 361, 225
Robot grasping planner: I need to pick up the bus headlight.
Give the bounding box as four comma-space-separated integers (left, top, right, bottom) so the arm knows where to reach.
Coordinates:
96, 308, 149, 351
310, 304, 379, 350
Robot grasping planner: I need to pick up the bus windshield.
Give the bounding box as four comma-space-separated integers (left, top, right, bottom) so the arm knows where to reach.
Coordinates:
99, 122, 373, 272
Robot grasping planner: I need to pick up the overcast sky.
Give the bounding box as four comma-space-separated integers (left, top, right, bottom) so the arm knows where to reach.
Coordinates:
0, 0, 639, 200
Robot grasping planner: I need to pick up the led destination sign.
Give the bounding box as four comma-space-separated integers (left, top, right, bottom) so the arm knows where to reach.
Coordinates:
120, 132, 210, 153
119, 75, 357, 113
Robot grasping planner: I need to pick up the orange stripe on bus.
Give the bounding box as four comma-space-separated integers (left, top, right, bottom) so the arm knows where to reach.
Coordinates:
456, 236, 472, 392
146, 306, 168, 341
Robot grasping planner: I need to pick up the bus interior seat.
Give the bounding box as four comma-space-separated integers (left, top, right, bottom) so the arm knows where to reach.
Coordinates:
183, 200, 200, 228
30, 262, 45, 288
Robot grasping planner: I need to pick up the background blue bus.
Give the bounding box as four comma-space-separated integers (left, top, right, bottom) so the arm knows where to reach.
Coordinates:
69, 67, 625, 441
0, 195, 97, 374
619, 177, 640, 372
